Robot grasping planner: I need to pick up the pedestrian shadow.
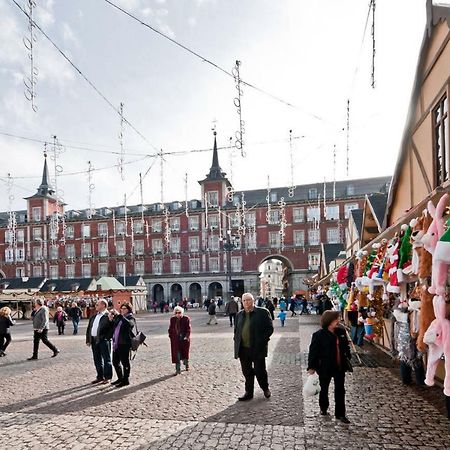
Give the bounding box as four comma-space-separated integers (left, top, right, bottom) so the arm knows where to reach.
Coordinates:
21, 374, 174, 416
0, 384, 92, 414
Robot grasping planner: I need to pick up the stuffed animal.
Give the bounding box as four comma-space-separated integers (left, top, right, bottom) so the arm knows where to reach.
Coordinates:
368, 239, 388, 280
410, 211, 433, 282
417, 287, 435, 352
421, 194, 449, 295
385, 237, 400, 293
397, 224, 413, 282
423, 295, 450, 396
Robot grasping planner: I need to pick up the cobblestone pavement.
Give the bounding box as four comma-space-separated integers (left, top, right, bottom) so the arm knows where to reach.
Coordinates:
0, 311, 448, 449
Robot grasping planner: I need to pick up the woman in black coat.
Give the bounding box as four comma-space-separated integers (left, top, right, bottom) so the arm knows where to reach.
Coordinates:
110, 302, 136, 387
0, 306, 15, 357
307, 310, 352, 424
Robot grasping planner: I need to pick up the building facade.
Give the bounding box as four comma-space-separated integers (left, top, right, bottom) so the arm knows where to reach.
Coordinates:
0, 134, 390, 304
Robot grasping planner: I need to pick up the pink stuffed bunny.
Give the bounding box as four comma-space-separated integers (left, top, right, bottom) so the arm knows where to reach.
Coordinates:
423, 295, 450, 395
421, 193, 449, 295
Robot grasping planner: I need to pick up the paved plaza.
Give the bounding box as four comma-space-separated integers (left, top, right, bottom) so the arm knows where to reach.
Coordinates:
0, 311, 449, 449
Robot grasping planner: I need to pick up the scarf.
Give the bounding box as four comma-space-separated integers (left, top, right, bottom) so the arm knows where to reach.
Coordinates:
113, 320, 123, 351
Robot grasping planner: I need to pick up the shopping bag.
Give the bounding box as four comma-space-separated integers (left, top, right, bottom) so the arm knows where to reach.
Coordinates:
303, 373, 321, 397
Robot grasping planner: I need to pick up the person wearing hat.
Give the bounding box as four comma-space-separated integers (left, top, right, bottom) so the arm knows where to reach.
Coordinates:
307, 310, 352, 424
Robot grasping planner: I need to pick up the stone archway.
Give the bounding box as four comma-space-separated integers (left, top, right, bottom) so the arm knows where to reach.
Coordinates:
170, 283, 182, 302
258, 254, 294, 299
189, 282, 202, 302
152, 284, 164, 302
208, 282, 223, 299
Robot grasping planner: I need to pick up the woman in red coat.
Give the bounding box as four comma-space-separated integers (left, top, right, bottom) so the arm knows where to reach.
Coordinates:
168, 306, 191, 375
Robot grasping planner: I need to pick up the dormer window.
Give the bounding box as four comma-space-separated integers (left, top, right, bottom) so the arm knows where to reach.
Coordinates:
32, 207, 41, 222
346, 184, 355, 196
308, 188, 318, 200
207, 191, 219, 207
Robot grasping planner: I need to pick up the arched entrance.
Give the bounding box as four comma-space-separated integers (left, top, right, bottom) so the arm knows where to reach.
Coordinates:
189, 283, 202, 302
208, 282, 222, 299
170, 283, 182, 302
258, 254, 293, 299
152, 284, 164, 302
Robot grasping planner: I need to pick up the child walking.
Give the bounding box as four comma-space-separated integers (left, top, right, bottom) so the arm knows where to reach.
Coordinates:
277, 310, 287, 327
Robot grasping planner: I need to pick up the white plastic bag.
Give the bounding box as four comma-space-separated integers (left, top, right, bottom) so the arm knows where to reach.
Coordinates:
303, 373, 321, 398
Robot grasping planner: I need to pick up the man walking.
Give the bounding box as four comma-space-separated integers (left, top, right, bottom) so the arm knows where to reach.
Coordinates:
234, 292, 274, 401
86, 299, 114, 384
207, 299, 218, 325
225, 296, 239, 327
27, 299, 59, 360
69, 302, 82, 335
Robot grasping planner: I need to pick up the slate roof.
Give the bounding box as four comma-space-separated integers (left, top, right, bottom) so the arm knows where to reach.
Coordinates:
0, 277, 46, 290
124, 276, 144, 287
367, 193, 388, 229
322, 244, 345, 268
40, 278, 96, 293
350, 209, 364, 237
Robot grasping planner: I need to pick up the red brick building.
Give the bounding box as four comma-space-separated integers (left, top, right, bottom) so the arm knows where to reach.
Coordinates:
0, 134, 390, 304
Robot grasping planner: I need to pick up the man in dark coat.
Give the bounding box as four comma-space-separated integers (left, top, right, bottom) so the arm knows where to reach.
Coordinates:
234, 292, 274, 401
307, 310, 352, 423
69, 302, 82, 335
225, 296, 239, 327
207, 299, 218, 325
86, 299, 114, 384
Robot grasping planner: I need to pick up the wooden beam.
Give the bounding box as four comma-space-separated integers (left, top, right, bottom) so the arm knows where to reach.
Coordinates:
411, 138, 433, 193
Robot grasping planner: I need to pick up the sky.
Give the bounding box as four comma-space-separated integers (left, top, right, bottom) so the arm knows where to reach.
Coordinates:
0, 0, 432, 212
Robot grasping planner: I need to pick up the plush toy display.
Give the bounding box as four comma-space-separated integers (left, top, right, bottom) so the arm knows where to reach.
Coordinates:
410, 210, 433, 282
424, 295, 450, 396
368, 239, 388, 280
417, 288, 435, 353
397, 224, 413, 281
421, 194, 449, 295
385, 237, 400, 293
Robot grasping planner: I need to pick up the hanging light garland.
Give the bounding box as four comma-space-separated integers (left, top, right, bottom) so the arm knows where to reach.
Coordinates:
371, 0, 376, 89
288, 130, 296, 198
266, 175, 272, 224
226, 136, 235, 203
118, 102, 125, 180
6, 174, 17, 262
232, 60, 246, 157
278, 197, 287, 251
86, 161, 95, 220
346, 99, 350, 176
23, 0, 38, 112
49, 137, 65, 247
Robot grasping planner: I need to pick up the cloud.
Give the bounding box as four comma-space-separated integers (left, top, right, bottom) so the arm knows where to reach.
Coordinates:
188, 16, 197, 27
156, 21, 175, 38
61, 22, 78, 46
35, 0, 55, 27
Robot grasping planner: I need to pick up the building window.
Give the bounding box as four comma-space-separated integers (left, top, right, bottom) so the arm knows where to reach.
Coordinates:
325, 205, 340, 220
327, 227, 341, 244
231, 256, 242, 272
98, 242, 108, 257
434, 95, 449, 186
152, 260, 162, 275
33, 246, 42, 261
116, 262, 126, 277
307, 207, 320, 222
344, 203, 359, 219
82, 224, 91, 238
269, 231, 280, 248
5, 248, 14, 262
17, 229, 25, 243
294, 230, 305, 247
308, 253, 320, 271
33, 265, 42, 277
170, 237, 180, 253
233, 235, 241, 250
98, 263, 108, 276
308, 188, 318, 200
66, 226, 74, 239
152, 238, 163, 254
207, 191, 219, 207
190, 258, 200, 273
49, 245, 58, 260
209, 235, 220, 251
16, 248, 25, 261
32, 227, 42, 241
209, 257, 220, 272
134, 220, 144, 234
81, 243, 92, 258
189, 236, 199, 252
346, 184, 355, 196
270, 192, 277, 203
170, 217, 180, 232
308, 229, 320, 246
116, 221, 126, 236
116, 241, 125, 256
152, 219, 162, 233
208, 214, 219, 229
268, 210, 280, 224
293, 207, 304, 223
189, 216, 199, 231
246, 212, 256, 226
65, 244, 75, 259
16, 267, 25, 277
66, 264, 75, 278
231, 212, 240, 228
4, 230, 12, 244
49, 265, 58, 279
171, 259, 181, 274
98, 223, 108, 237
245, 233, 257, 249
134, 260, 144, 275
32, 207, 41, 222
134, 240, 144, 255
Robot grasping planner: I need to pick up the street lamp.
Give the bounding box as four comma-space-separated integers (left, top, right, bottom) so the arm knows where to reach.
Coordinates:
222, 229, 236, 303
